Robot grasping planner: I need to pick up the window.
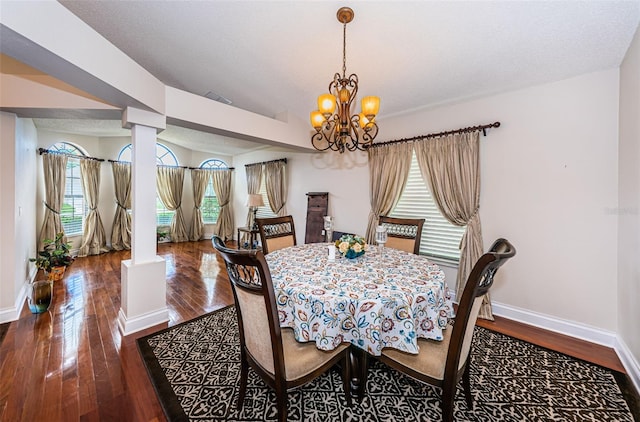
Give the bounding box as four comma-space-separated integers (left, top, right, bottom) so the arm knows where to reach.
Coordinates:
49, 142, 86, 236
255, 175, 277, 219
117, 143, 179, 226
200, 159, 228, 224
390, 151, 466, 263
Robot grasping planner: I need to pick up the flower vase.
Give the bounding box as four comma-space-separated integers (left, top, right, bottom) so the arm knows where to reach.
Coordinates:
28, 280, 53, 314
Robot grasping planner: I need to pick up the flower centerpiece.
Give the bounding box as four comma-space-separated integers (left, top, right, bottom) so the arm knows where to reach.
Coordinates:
335, 234, 367, 259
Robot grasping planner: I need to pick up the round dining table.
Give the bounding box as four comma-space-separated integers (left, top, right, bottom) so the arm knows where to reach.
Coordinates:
266, 242, 454, 357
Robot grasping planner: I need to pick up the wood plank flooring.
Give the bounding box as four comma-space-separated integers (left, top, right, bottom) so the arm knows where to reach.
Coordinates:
0, 240, 626, 421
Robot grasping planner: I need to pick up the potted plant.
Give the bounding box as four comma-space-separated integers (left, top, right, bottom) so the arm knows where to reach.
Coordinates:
30, 232, 74, 281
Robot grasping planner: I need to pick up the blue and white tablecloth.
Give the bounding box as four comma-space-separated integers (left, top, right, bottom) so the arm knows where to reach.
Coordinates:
266, 243, 453, 356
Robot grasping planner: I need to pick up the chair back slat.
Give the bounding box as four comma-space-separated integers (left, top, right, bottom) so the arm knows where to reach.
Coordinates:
212, 236, 284, 377
379, 216, 425, 254
446, 238, 516, 377
256, 216, 297, 254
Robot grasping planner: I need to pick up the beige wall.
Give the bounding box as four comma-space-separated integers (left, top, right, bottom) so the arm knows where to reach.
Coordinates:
618, 23, 640, 389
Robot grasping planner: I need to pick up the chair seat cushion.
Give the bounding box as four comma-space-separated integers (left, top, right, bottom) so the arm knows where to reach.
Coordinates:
281, 328, 348, 381
380, 326, 452, 381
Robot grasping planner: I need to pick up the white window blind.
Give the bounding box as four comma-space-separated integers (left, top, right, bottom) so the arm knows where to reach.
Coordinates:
390, 152, 466, 262
256, 177, 277, 219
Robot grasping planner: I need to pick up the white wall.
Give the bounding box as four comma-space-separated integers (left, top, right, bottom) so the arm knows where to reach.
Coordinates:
0, 113, 37, 323
232, 148, 371, 245
381, 69, 620, 334
618, 24, 640, 388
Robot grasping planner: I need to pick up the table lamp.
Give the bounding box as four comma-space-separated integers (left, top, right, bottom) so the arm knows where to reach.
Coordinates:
246, 194, 264, 231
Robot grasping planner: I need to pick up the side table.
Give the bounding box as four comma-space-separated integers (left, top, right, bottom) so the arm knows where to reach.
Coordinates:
237, 226, 260, 250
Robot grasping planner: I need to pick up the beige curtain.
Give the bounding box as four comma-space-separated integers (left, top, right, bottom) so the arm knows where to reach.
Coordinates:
38, 153, 68, 250
264, 160, 287, 216
365, 143, 413, 244
212, 169, 234, 241
157, 166, 189, 242
189, 169, 210, 241
78, 160, 109, 256
110, 162, 131, 251
414, 132, 489, 319
244, 163, 263, 233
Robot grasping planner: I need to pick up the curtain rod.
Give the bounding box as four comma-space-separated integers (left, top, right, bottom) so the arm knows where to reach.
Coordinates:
245, 157, 288, 167
367, 121, 501, 149
107, 159, 235, 171
38, 148, 104, 162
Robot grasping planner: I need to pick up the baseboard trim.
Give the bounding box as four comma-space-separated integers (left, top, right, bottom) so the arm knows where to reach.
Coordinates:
615, 336, 640, 395
491, 301, 617, 348
117, 307, 169, 336
0, 269, 36, 324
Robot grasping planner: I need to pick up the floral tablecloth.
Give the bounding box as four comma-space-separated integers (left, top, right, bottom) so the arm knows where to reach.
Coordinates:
266, 243, 453, 356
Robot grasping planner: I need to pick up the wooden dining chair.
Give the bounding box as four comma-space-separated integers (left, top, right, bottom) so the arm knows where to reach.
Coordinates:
255, 215, 296, 254
379, 216, 425, 254
377, 238, 516, 422
212, 236, 351, 421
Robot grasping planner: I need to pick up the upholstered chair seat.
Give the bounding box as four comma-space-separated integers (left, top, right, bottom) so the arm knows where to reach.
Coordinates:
378, 238, 516, 422
212, 236, 351, 422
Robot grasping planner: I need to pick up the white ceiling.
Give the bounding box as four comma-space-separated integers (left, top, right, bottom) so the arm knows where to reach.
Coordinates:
28, 1, 640, 154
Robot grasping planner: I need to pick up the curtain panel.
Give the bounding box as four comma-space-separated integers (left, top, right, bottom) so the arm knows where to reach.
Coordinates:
244, 164, 263, 241
38, 153, 68, 250
212, 169, 234, 241
414, 132, 490, 319
189, 169, 210, 241
110, 162, 131, 250
365, 143, 413, 244
264, 160, 287, 216
156, 166, 189, 242
78, 160, 109, 256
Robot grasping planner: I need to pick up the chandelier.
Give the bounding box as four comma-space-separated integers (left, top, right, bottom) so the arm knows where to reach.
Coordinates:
310, 7, 380, 153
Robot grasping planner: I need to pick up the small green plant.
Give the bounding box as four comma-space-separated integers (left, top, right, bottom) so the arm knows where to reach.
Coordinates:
157, 229, 169, 242
30, 232, 74, 272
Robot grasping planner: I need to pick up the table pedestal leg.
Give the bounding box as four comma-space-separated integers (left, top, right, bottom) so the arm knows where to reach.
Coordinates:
349, 347, 370, 401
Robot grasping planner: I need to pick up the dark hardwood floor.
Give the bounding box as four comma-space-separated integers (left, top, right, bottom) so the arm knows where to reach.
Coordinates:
0, 240, 626, 421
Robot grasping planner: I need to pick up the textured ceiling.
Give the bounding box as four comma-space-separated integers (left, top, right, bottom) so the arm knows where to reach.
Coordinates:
26, 1, 640, 154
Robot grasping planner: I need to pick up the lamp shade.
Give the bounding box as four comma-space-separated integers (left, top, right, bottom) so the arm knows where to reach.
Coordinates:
361, 96, 380, 118
246, 194, 264, 208
318, 94, 336, 116
310, 110, 325, 130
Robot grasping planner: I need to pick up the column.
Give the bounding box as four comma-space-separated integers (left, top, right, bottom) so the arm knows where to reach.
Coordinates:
118, 107, 168, 335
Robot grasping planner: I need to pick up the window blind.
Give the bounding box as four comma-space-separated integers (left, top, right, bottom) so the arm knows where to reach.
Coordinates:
390, 152, 466, 262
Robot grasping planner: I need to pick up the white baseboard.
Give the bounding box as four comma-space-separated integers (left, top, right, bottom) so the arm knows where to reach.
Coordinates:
491, 301, 617, 347
614, 336, 640, 395
117, 307, 169, 336
0, 269, 36, 324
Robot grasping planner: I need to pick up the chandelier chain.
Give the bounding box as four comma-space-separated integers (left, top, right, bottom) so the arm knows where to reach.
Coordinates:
342, 22, 347, 79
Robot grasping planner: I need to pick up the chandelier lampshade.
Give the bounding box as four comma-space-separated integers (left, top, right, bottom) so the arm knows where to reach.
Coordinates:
310, 7, 380, 153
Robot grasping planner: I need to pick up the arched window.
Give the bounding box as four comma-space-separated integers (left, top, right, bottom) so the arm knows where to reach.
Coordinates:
199, 159, 228, 224
49, 142, 86, 235
117, 143, 179, 226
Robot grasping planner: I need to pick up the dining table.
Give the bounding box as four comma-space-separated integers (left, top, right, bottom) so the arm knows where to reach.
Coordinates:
265, 242, 454, 398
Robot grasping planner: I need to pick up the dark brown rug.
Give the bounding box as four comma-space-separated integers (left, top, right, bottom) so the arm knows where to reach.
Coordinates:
138, 305, 639, 421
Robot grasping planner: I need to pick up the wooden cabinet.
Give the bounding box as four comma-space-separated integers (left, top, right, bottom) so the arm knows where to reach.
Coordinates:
305, 192, 328, 243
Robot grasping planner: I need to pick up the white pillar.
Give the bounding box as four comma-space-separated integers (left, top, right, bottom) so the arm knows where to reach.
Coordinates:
118, 108, 168, 335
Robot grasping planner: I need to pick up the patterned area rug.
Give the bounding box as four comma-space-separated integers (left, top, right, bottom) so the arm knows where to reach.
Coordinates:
137, 306, 637, 422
